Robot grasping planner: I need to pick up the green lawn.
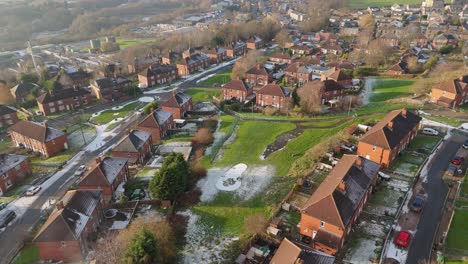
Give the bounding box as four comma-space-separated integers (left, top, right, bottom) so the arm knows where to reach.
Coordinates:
31, 150, 76, 165
0, 138, 11, 154
12, 245, 39, 264
219, 114, 236, 134
199, 69, 232, 86
216, 121, 295, 167
91, 101, 142, 125
446, 210, 468, 250
185, 88, 221, 102
446, 259, 468, 264
408, 135, 441, 151
116, 38, 159, 49
370, 79, 415, 103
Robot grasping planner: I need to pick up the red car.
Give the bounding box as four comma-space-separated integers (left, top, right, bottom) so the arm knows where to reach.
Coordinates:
451, 157, 465, 165
395, 231, 411, 248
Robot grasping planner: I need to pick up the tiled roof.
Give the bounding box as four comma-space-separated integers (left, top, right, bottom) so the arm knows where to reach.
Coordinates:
33, 190, 102, 242
246, 65, 269, 76
0, 154, 28, 175
301, 155, 379, 228
78, 157, 128, 187
162, 92, 192, 108
37, 88, 91, 104
359, 109, 422, 149
435, 76, 468, 95
257, 83, 290, 97
322, 80, 344, 92
0, 105, 16, 116
140, 65, 176, 77
270, 53, 292, 60
138, 109, 173, 129
10, 82, 40, 96
94, 77, 131, 89
270, 238, 301, 264
9, 120, 66, 143
113, 130, 151, 153
223, 79, 252, 92
324, 69, 351, 81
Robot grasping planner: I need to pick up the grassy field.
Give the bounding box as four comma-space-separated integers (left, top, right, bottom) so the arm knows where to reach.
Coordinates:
347, 0, 421, 8
12, 245, 39, 264
408, 135, 442, 151
92, 101, 142, 125
446, 259, 468, 264
116, 38, 159, 49
446, 210, 468, 250
370, 78, 415, 103
185, 88, 221, 103
199, 69, 232, 86
219, 114, 236, 134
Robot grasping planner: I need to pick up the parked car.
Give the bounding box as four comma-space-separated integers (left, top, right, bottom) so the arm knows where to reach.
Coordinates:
0, 203, 6, 211
340, 144, 356, 153
394, 231, 412, 248
410, 196, 425, 212
451, 157, 465, 166
422, 128, 439, 136
74, 165, 87, 176
25, 186, 42, 196
463, 139, 468, 149
446, 164, 464, 177
378, 171, 391, 181
0, 210, 16, 229
130, 189, 145, 200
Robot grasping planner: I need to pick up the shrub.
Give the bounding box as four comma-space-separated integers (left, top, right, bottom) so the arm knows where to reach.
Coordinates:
263, 106, 278, 116
439, 45, 454, 54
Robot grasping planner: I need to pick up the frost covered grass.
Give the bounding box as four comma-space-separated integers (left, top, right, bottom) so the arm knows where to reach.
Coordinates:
92, 101, 142, 124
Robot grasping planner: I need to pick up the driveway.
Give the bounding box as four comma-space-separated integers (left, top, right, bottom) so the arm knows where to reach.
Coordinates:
406, 130, 467, 263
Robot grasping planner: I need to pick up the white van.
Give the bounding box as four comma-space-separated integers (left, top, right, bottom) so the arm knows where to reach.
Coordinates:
422, 127, 439, 136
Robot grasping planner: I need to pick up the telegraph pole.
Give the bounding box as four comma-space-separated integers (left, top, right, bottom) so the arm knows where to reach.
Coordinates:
27, 41, 40, 77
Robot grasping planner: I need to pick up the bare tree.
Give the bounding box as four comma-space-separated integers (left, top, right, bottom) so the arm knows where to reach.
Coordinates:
231, 50, 264, 79
365, 40, 395, 67
296, 80, 323, 113
407, 57, 422, 73
274, 30, 291, 50
359, 14, 375, 29
245, 213, 267, 235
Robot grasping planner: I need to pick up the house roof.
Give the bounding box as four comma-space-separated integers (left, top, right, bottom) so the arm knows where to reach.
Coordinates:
301, 155, 379, 228
93, 77, 131, 89
359, 109, 422, 150
435, 76, 468, 95
270, 53, 292, 60
322, 80, 344, 92
113, 130, 151, 153
9, 120, 66, 143
223, 79, 252, 92
0, 154, 28, 175
162, 92, 191, 108
324, 69, 351, 82
0, 105, 16, 116
10, 82, 40, 97
270, 238, 301, 264
138, 109, 173, 129
78, 157, 128, 188
33, 190, 102, 243
257, 83, 290, 97
37, 88, 91, 104
246, 65, 269, 76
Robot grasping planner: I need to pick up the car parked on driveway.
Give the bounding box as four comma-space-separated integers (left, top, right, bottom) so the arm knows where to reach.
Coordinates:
410, 196, 425, 212
395, 231, 412, 248
340, 144, 356, 153
0, 210, 16, 229
463, 139, 468, 149
422, 128, 439, 136
451, 156, 465, 166
25, 186, 41, 196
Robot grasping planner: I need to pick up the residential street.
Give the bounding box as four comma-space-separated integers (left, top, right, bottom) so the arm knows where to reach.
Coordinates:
406, 129, 467, 264
0, 60, 233, 263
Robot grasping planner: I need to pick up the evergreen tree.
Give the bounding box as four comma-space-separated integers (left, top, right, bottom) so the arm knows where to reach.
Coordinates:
124, 228, 158, 264
149, 153, 188, 200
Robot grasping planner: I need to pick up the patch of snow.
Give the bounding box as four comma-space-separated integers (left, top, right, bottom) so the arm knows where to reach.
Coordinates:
421, 117, 454, 129
215, 163, 247, 191
385, 241, 408, 264
179, 210, 235, 264
110, 212, 132, 230
205, 132, 225, 156
360, 77, 378, 105
360, 221, 387, 237
139, 96, 154, 103
460, 123, 468, 130
198, 167, 229, 202
345, 239, 380, 263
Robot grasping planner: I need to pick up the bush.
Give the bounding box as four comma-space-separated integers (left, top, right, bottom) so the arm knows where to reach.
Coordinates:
143, 101, 158, 115
439, 45, 454, 54
124, 228, 158, 264
263, 106, 278, 116
219, 99, 243, 112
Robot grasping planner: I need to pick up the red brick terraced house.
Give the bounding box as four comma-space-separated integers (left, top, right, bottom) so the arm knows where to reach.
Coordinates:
161, 51, 182, 65
0, 154, 31, 196
9, 121, 68, 158
10, 82, 42, 103
269, 53, 295, 64
176, 53, 210, 76
245, 65, 273, 87
37, 88, 94, 116
246, 36, 264, 50
137, 109, 174, 143
321, 68, 353, 88
138, 65, 178, 88
314, 32, 337, 44
290, 45, 313, 55
225, 41, 247, 58
0, 105, 19, 128
357, 109, 422, 168
53, 70, 91, 89
77, 156, 129, 202
222, 79, 254, 102
284, 62, 313, 86
256, 83, 291, 109
432, 33, 459, 49
299, 155, 380, 255
320, 43, 343, 55
430, 75, 468, 108
112, 130, 152, 165
270, 238, 335, 264
205, 47, 227, 64
34, 190, 104, 262
320, 80, 345, 105
161, 92, 193, 119
90, 77, 132, 103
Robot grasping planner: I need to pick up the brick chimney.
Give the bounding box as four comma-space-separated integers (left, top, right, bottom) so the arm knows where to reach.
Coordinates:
355, 156, 362, 169
388, 121, 394, 130
401, 108, 407, 117
338, 180, 346, 192
56, 201, 64, 210
95, 156, 102, 164
43, 121, 48, 129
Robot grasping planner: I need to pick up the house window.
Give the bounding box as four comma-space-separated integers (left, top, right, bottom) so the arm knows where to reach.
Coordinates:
372, 145, 376, 152
61, 241, 66, 247
5, 180, 12, 188
1, 174, 7, 179
320, 221, 325, 227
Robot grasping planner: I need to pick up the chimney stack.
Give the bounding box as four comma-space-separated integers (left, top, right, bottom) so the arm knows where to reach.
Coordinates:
402, 108, 407, 117
388, 121, 394, 129
43, 121, 48, 129
95, 156, 102, 164
355, 156, 362, 168
338, 180, 346, 192
56, 201, 64, 210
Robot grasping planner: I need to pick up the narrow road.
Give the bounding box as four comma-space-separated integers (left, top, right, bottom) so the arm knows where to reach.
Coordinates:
406, 130, 467, 264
